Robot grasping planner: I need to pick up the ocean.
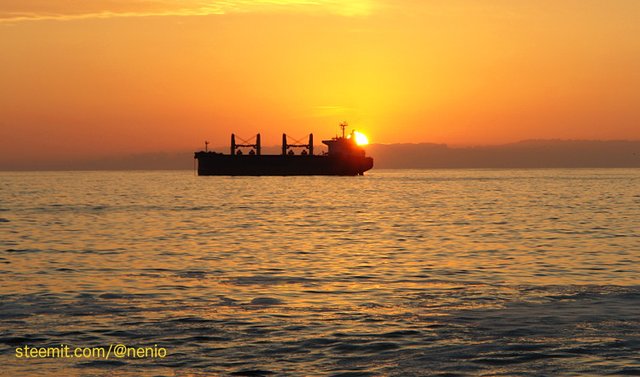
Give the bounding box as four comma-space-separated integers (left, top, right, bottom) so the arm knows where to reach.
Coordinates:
1, 169, 639, 376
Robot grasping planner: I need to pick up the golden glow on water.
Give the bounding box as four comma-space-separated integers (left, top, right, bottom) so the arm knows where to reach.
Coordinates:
1, 170, 639, 376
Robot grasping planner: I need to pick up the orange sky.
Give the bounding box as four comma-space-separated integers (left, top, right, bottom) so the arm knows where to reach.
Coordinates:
1, 0, 639, 166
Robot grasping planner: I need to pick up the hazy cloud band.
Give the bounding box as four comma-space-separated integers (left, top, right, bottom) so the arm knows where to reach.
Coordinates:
0, 0, 374, 23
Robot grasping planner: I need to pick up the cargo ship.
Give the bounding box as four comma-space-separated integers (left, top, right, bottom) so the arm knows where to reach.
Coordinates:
194, 123, 373, 176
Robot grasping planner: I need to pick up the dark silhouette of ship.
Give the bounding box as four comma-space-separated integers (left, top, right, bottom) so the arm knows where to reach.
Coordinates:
194, 123, 374, 176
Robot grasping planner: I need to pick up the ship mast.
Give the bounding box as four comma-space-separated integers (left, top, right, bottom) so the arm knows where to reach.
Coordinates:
339, 122, 348, 138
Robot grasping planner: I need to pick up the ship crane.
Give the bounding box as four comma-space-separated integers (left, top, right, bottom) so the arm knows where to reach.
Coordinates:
231, 133, 261, 155
282, 134, 313, 156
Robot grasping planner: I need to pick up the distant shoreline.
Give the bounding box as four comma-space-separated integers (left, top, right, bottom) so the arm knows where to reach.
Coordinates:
2, 140, 639, 171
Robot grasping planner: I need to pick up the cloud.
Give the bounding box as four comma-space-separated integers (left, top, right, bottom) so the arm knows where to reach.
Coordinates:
0, 0, 374, 23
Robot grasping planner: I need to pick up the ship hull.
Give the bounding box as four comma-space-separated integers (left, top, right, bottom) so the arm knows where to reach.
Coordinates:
194, 153, 373, 176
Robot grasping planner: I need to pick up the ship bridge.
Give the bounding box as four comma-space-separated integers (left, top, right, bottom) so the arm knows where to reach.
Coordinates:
322, 122, 366, 158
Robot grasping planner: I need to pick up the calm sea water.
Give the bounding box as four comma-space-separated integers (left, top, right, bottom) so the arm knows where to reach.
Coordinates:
1, 169, 639, 376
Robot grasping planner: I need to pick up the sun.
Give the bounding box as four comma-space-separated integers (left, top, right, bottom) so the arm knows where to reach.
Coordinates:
353, 131, 369, 146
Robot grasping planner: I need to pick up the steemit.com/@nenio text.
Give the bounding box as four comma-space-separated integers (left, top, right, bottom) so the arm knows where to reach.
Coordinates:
15, 344, 167, 359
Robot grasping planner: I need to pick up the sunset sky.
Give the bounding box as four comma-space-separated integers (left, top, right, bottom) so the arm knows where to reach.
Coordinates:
1, 0, 639, 167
